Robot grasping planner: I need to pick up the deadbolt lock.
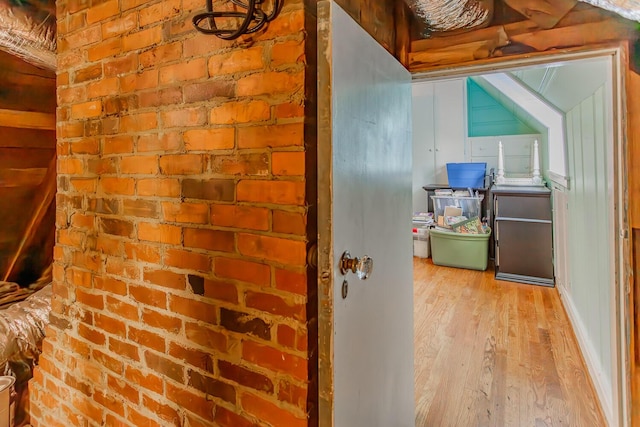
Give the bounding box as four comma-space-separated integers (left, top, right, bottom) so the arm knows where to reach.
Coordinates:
340, 251, 373, 280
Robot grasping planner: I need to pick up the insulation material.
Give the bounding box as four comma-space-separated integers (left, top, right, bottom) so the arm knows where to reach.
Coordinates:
0, 284, 50, 426
0, 0, 56, 70
581, 0, 640, 21
406, 0, 494, 32
0, 284, 50, 382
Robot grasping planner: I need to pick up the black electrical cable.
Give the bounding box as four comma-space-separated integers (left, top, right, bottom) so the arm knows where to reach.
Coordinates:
193, 0, 282, 40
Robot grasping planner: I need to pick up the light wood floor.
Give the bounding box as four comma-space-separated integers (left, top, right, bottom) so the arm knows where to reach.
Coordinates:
414, 258, 605, 427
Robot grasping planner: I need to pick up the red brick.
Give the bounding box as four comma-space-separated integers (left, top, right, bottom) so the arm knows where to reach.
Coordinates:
275, 101, 305, 119
164, 248, 211, 271
211, 153, 269, 176
240, 392, 306, 427
99, 177, 135, 195
213, 406, 256, 427
277, 324, 296, 348
130, 285, 167, 309
120, 70, 158, 93
183, 128, 234, 151
238, 123, 304, 149
138, 132, 182, 152
105, 256, 140, 280
275, 268, 307, 296
272, 151, 305, 176
203, 279, 238, 304
245, 291, 305, 321
120, 111, 158, 132
139, 42, 182, 68
166, 382, 214, 421
238, 233, 306, 266
122, 26, 163, 52
143, 268, 186, 290
237, 180, 305, 205
87, 38, 122, 62
120, 155, 159, 174
271, 39, 306, 67
76, 288, 104, 310
184, 228, 235, 252
237, 71, 304, 97
104, 54, 138, 77
184, 322, 227, 352
124, 242, 162, 263
75, 63, 104, 84
137, 178, 181, 197
161, 107, 207, 128
94, 276, 127, 296
142, 308, 182, 333
144, 351, 184, 383
101, 12, 137, 39
242, 340, 307, 381
92, 349, 124, 374
70, 100, 102, 119
210, 204, 269, 231
168, 294, 217, 323
138, 87, 183, 108
159, 58, 207, 84
141, 394, 181, 425
210, 100, 270, 125
208, 46, 264, 75
278, 378, 308, 409
138, 222, 182, 244
159, 154, 205, 174
272, 210, 306, 235
122, 199, 159, 218
124, 366, 163, 394
162, 201, 209, 224
215, 257, 270, 286
107, 374, 140, 404
86, 0, 119, 24
94, 313, 127, 338
103, 296, 137, 323
128, 326, 166, 354
109, 336, 140, 362
167, 342, 213, 372
71, 138, 100, 155
103, 135, 134, 154
138, 0, 180, 26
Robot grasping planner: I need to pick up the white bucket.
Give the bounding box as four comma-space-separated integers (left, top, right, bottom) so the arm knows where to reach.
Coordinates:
0, 376, 15, 427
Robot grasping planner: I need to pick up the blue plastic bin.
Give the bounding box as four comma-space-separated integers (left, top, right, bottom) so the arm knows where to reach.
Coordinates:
446, 162, 486, 189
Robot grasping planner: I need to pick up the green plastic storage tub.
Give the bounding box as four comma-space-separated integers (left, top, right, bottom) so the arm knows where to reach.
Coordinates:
429, 228, 491, 271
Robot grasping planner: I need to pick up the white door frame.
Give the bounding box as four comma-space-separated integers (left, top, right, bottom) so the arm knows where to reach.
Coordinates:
412, 46, 630, 426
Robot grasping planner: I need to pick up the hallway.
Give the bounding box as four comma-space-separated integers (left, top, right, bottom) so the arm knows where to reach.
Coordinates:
414, 258, 605, 426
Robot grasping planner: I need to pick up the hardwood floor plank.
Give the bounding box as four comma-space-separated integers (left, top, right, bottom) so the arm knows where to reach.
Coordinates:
414, 258, 605, 427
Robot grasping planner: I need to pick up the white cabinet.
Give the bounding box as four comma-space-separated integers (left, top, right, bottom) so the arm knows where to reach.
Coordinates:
412, 79, 466, 212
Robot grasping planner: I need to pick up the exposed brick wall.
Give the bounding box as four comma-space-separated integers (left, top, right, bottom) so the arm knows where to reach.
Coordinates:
29, 0, 316, 425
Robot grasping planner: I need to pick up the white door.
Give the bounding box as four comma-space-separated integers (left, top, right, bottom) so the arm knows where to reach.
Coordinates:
317, 2, 414, 427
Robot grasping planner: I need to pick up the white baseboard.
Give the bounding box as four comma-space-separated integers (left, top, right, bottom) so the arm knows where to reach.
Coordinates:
557, 285, 613, 426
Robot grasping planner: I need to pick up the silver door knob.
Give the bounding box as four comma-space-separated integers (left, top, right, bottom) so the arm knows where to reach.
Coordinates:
340, 251, 373, 280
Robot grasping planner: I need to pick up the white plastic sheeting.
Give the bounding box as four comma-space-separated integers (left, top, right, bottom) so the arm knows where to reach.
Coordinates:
581, 0, 640, 21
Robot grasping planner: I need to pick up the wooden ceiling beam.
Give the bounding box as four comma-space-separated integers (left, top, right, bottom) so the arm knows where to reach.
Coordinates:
0, 109, 55, 130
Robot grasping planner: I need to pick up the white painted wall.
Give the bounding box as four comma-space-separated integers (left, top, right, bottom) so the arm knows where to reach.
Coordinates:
559, 84, 615, 425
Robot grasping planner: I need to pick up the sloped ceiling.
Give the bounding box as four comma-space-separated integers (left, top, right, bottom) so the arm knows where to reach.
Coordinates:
405, 0, 639, 33
0, 0, 56, 70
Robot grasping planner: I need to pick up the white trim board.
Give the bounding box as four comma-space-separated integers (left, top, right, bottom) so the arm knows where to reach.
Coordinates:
557, 286, 613, 426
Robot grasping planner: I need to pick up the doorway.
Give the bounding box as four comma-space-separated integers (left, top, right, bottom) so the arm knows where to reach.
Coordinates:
316, 3, 630, 425
409, 51, 628, 426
